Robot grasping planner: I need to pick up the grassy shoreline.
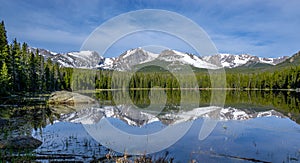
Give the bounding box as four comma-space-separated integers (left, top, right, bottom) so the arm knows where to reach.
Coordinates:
88, 87, 300, 92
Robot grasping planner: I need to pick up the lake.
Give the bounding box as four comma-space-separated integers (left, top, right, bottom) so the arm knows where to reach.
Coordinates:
1, 90, 300, 162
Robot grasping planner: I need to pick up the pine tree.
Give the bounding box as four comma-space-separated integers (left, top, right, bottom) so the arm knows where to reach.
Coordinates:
0, 45, 9, 73
19, 43, 30, 91
45, 58, 54, 91
0, 21, 8, 52
0, 21, 9, 71
53, 63, 61, 90
11, 38, 22, 92
34, 49, 44, 92
29, 51, 37, 92
0, 62, 10, 94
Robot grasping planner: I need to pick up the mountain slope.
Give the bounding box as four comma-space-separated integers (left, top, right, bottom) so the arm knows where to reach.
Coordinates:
52, 51, 103, 68
237, 60, 273, 68
111, 48, 158, 71
202, 53, 288, 69
276, 51, 300, 68
157, 50, 219, 70
30, 47, 103, 68
226, 60, 274, 73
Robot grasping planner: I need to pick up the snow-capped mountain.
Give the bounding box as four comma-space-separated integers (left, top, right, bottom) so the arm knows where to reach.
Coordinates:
202, 53, 288, 68
31, 47, 288, 70
29, 47, 103, 68
103, 51, 287, 70
98, 48, 220, 71
111, 48, 158, 71
51, 51, 103, 68
58, 105, 285, 126
28, 47, 58, 60
157, 49, 219, 70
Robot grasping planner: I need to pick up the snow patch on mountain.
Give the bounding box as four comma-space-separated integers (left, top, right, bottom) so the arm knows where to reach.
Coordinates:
158, 50, 219, 70
96, 57, 115, 69
112, 48, 159, 71
31, 47, 103, 68
202, 53, 288, 68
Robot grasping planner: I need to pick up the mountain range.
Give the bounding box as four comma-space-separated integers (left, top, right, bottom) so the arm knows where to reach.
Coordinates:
30, 47, 291, 71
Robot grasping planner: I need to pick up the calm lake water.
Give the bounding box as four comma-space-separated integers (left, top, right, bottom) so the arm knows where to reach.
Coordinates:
1, 90, 300, 162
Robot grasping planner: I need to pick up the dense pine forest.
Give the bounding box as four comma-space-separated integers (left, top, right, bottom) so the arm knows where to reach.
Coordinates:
76, 63, 300, 91
87, 67, 300, 90
1, 20, 300, 97
0, 21, 72, 95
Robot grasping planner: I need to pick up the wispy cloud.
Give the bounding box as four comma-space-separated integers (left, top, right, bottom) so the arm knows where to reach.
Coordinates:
13, 27, 86, 44
81, 9, 218, 57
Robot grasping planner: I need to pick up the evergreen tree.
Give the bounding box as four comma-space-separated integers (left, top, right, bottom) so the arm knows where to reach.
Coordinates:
0, 21, 8, 52
44, 61, 51, 91
11, 38, 22, 92
19, 43, 30, 91
29, 51, 37, 92
0, 62, 10, 94
0, 45, 9, 74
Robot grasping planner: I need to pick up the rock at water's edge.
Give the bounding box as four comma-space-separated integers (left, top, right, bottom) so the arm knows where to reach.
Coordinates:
0, 136, 42, 149
48, 91, 96, 105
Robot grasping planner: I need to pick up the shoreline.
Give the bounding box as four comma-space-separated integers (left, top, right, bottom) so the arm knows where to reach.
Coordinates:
92, 88, 299, 92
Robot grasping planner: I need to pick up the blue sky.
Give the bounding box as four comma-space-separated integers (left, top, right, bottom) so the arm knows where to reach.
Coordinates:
0, 0, 299, 57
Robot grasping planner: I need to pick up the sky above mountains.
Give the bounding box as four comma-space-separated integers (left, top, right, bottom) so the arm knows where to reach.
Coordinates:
0, 0, 299, 58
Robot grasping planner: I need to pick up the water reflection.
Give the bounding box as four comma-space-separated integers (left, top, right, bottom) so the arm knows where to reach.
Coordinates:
0, 90, 300, 162
58, 105, 285, 126
0, 105, 58, 138
93, 90, 300, 123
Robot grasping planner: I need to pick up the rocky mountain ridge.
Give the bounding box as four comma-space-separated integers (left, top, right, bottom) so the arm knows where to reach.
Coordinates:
30, 47, 289, 70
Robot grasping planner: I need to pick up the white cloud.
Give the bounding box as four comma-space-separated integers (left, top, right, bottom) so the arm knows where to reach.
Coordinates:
81, 9, 218, 57
13, 27, 86, 44
1, 0, 299, 57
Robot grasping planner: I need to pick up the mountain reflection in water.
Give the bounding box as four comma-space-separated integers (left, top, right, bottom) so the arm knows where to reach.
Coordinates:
1, 90, 300, 162
39, 101, 300, 162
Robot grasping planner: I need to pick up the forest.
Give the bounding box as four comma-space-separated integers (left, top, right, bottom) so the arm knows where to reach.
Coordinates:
1, 20, 300, 96
0, 21, 72, 95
